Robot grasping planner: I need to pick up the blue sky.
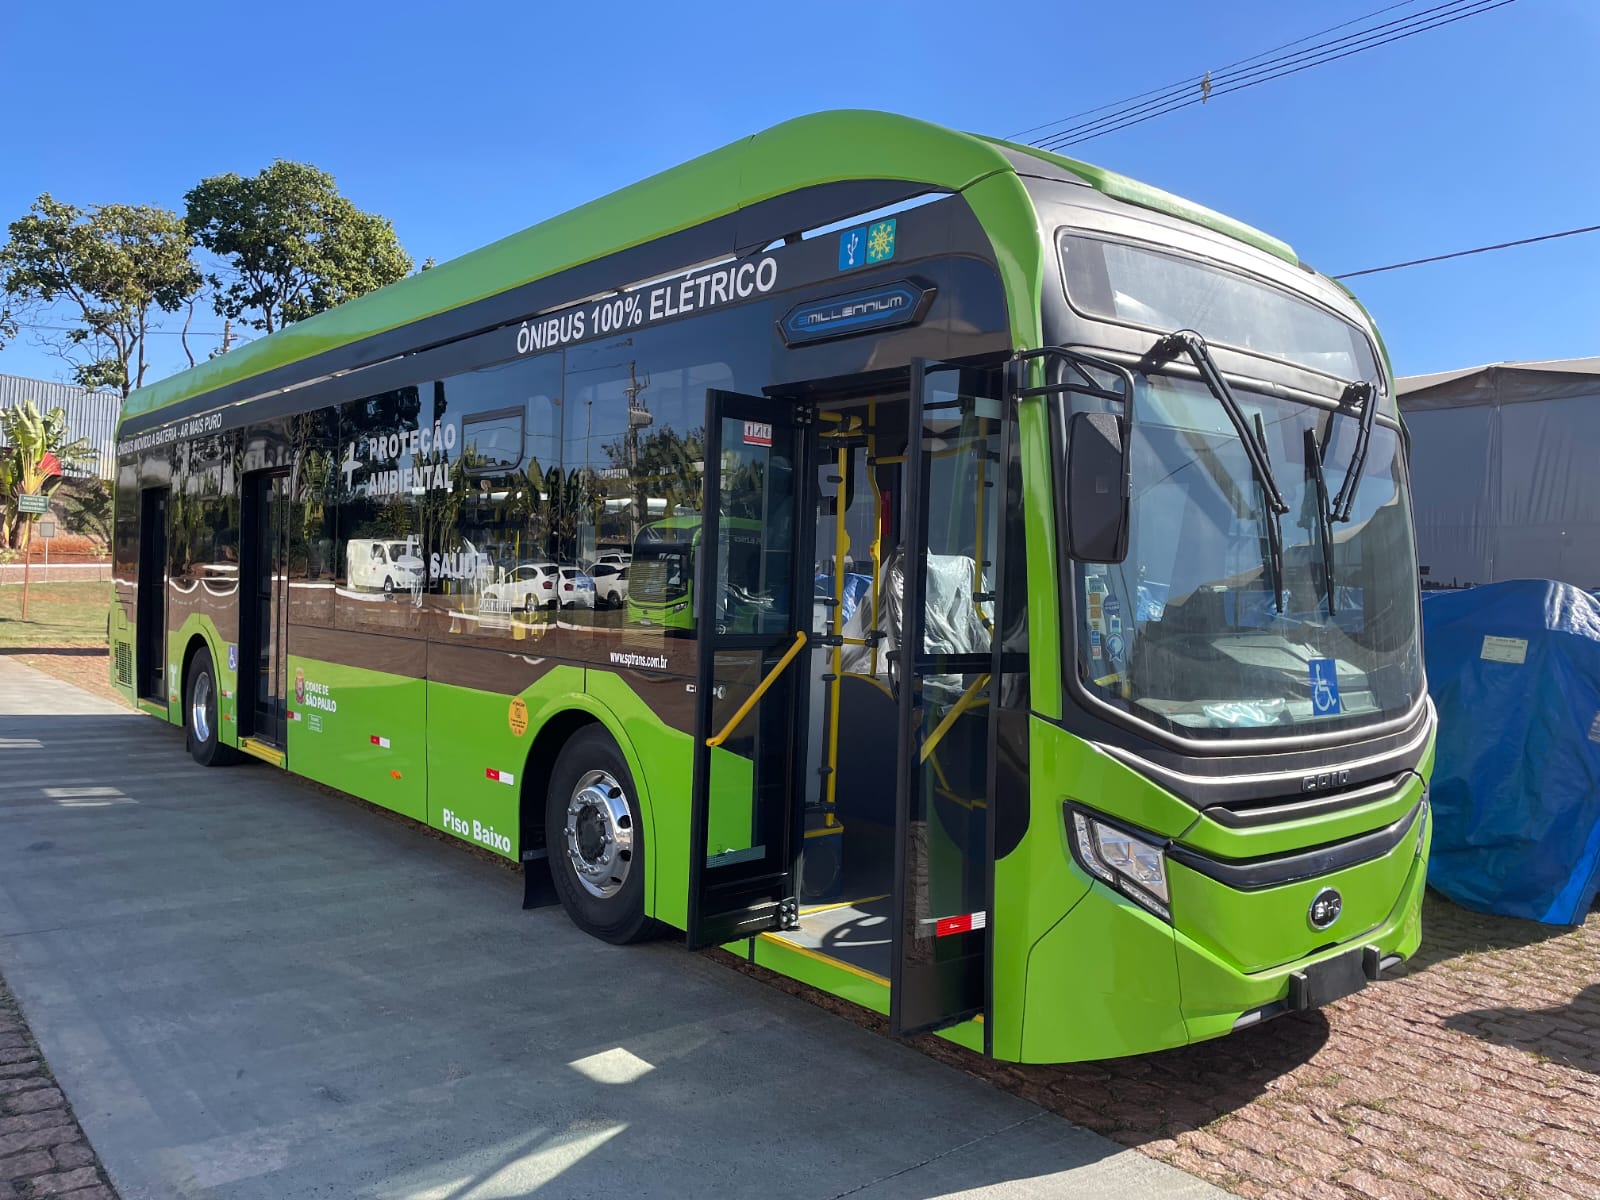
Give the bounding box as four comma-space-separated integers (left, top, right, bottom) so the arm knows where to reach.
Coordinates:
2, 0, 1594, 387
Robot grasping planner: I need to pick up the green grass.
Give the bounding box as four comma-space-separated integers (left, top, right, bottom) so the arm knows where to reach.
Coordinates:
0, 581, 112, 648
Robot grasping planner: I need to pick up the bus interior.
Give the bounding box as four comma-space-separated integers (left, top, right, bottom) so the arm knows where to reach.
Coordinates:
768, 376, 1006, 983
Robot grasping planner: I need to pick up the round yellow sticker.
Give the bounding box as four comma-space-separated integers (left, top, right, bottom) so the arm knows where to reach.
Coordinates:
508, 696, 529, 737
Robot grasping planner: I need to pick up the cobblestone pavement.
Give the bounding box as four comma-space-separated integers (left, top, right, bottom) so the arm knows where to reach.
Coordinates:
0, 978, 117, 1200
723, 893, 1600, 1200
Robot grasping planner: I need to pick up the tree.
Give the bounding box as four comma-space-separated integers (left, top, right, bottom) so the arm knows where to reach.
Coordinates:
0, 399, 96, 549
0, 196, 201, 396
62, 477, 113, 544
185, 161, 412, 334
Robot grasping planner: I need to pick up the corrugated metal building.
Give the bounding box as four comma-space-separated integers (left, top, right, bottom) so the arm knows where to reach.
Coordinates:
0, 373, 119, 481
1398, 357, 1600, 591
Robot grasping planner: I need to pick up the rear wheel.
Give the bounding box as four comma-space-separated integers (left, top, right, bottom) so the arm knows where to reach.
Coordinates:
545, 726, 654, 945
185, 646, 238, 767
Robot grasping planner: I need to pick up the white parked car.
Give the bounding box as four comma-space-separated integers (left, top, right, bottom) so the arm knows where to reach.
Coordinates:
482, 562, 560, 611
347, 539, 424, 593
557, 566, 596, 610
591, 562, 629, 608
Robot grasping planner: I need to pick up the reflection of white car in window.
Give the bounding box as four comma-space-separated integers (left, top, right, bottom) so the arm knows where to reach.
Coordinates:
590, 550, 631, 569
482, 562, 560, 611
347, 539, 424, 594
591, 563, 629, 608
558, 566, 596, 609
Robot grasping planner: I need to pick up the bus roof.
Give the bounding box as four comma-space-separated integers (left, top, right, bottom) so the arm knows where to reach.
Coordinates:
123, 110, 1297, 424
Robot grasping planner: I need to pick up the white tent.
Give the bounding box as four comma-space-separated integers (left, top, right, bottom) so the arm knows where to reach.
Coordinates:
1398, 357, 1600, 590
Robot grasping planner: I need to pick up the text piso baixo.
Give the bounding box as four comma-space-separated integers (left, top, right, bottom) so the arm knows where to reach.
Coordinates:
441, 808, 512, 854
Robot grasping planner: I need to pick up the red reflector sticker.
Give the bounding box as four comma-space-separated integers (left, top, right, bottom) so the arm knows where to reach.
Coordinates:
370, 735, 390, 749
486, 768, 516, 785
934, 911, 988, 938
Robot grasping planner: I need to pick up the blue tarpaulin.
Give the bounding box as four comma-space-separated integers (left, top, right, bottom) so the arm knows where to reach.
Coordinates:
1422, 579, 1600, 924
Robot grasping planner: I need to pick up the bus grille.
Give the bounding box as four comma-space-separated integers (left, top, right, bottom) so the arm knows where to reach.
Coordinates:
1201, 772, 1417, 829
113, 640, 133, 687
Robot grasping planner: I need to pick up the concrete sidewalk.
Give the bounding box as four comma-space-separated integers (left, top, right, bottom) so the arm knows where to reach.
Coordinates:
0, 658, 1229, 1200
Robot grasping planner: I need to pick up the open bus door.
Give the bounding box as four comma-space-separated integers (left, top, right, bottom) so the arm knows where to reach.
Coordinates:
136, 487, 169, 703
239, 470, 292, 748
889, 360, 1005, 1038
686, 391, 816, 949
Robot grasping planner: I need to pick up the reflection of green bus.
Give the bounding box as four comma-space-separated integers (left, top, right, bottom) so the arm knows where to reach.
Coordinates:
627, 515, 767, 632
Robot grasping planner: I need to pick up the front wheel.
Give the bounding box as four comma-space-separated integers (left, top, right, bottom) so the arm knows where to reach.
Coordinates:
186, 646, 238, 767
545, 726, 654, 945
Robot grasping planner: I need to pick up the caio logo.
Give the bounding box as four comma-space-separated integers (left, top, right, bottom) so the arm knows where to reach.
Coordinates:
294, 668, 306, 705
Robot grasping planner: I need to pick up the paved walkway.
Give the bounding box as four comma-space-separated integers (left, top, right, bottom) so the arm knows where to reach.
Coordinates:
0, 565, 110, 584
0, 658, 1228, 1200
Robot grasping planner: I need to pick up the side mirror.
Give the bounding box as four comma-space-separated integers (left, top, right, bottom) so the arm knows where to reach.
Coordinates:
1067, 412, 1129, 563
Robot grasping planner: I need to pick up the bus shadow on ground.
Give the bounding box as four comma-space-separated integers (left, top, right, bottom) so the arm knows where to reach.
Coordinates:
974, 1010, 1335, 1150
0, 645, 107, 656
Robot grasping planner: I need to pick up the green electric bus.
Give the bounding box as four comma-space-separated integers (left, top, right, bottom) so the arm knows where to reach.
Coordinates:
111, 110, 1432, 1062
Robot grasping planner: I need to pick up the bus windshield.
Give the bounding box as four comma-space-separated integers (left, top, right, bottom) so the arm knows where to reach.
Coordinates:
1060, 234, 1380, 384
1070, 374, 1423, 739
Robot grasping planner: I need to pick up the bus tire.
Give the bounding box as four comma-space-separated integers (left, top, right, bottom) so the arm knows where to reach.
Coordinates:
185, 646, 238, 767
545, 726, 655, 945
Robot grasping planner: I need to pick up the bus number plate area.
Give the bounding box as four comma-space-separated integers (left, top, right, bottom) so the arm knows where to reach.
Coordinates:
1287, 948, 1368, 1011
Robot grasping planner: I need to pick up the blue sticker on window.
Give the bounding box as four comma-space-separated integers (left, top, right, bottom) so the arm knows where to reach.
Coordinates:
1309, 657, 1341, 716
227, 643, 238, 671
839, 218, 896, 270
866, 218, 896, 263
839, 226, 868, 271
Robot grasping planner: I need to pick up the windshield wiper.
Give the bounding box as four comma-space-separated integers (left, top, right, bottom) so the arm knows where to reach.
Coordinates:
1328, 380, 1377, 522
1148, 330, 1290, 610
1304, 428, 1337, 617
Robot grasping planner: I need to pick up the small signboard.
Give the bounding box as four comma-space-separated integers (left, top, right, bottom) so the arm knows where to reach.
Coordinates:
37, 517, 56, 539
17, 493, 48, 515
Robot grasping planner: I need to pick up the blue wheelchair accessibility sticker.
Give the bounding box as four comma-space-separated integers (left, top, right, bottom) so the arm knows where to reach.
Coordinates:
1309, 657, 1341, 716
227, 643, 238, 671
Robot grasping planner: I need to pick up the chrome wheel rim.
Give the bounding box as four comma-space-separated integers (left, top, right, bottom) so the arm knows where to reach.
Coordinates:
191, 671, 213, 743
565, 769, 633, 899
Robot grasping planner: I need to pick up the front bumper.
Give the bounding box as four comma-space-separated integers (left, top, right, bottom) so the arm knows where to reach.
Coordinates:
1016, 801, 1430, 1062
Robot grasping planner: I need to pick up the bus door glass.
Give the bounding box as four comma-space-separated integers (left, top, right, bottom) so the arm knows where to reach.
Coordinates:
890, 361, 1004, 1036
241, 470, 292, 745
687, 391, 814, 948
136, 487, 169, 702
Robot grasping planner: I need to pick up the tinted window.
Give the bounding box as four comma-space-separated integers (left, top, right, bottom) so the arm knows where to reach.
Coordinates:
1060, 234, 1379, 383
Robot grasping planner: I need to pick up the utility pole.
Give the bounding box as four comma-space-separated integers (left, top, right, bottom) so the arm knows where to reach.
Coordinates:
624, 361, 652, 532
221, 319, 233, 354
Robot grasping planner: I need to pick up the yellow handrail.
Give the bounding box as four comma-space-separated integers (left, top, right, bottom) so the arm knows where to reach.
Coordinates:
706, 630, 809, 748
918, 672, 991, 765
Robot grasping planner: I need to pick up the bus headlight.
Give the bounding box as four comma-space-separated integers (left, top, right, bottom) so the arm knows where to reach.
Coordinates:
1067, 806, 1172, 921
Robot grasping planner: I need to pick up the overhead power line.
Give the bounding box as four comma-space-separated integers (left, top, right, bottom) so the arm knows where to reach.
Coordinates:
1333, 224, 1600, 279
1026, 0, 1518, 150
1009, 0, 1428, 142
